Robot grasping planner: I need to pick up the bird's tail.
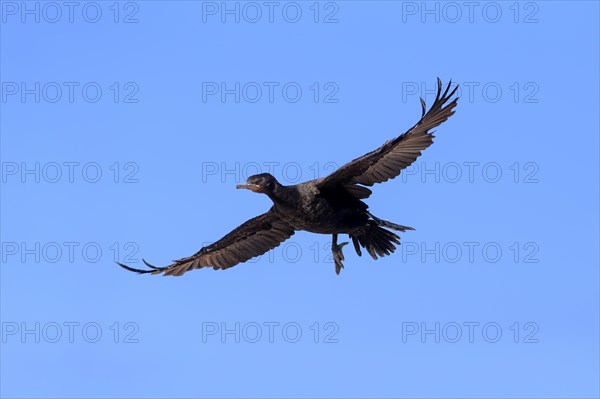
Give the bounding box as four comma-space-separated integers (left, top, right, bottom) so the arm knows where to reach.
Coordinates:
350, 219, 414, 260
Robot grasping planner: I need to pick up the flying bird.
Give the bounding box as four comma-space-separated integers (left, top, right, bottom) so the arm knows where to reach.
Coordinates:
118, 79, 459, 276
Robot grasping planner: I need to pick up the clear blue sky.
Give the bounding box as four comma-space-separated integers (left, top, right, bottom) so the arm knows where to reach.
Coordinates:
1, 1, 599, 398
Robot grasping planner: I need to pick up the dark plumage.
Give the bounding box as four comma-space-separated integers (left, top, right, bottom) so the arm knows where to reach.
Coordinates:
117, 79, 459, 276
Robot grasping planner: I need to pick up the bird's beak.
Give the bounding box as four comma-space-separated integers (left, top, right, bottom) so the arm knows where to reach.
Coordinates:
236, 183, 261, 192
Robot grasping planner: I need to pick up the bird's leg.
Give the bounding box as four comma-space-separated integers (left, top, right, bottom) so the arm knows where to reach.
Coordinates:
331, 234, 349, 275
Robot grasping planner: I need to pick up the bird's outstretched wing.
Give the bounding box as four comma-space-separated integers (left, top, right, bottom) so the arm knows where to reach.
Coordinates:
117, 209, 295, 276
316, 78, 458, 196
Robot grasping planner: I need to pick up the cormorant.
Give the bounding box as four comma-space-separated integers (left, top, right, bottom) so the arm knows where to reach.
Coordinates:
118, 79, 459, 276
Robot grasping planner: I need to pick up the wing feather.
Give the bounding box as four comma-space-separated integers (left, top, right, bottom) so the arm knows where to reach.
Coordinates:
117, 209, 295, 276
317, 78, 458, 194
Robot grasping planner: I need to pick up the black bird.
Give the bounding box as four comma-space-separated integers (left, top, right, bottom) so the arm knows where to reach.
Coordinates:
118, 79, 458, 276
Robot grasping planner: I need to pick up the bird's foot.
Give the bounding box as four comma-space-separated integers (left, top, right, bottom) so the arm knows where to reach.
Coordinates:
332, 241, 348, 275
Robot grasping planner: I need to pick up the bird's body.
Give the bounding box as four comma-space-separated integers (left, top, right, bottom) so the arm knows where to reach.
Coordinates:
118, 79, 459, 276
266, 181, 367, 234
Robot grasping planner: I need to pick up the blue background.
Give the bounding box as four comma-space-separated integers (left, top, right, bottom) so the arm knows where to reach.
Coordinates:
1, 1, 599, 398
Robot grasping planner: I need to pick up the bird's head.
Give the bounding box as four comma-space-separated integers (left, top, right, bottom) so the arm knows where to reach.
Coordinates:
236, 173, 279, 194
